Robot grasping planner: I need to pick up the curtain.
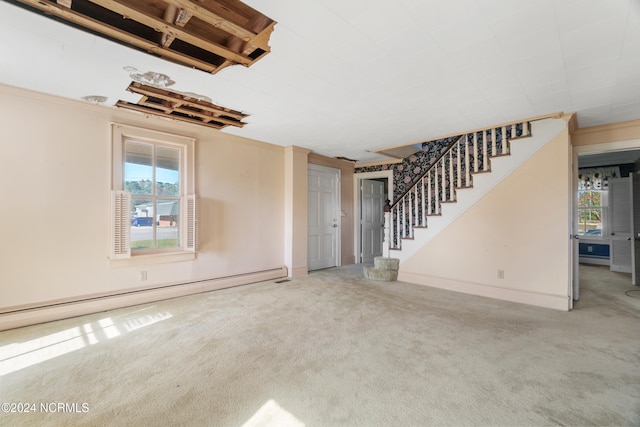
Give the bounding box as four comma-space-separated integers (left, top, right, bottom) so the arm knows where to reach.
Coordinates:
578, 166, 621, 190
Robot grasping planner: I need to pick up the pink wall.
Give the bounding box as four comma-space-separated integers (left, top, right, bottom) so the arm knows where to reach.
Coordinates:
0, 84, 287, 318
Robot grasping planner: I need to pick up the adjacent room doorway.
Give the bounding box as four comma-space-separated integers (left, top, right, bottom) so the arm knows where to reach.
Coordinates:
308, 164, 340, 271
361, 179, 386, 263
574, 140, 640, 303
354, 170, 393, 264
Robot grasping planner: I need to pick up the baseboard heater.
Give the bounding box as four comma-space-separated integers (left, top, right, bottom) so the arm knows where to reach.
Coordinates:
0, 267, 288, 331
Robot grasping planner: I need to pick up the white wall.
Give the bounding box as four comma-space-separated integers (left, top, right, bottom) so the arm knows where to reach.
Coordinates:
0, 84, 286, 315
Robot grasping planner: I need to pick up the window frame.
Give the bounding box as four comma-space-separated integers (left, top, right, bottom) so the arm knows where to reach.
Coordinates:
111, 123, 196, 263
577, 189, 608, 239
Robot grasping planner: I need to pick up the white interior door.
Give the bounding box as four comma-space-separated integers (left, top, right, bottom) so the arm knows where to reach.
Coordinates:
308, 165, 340, 271
571, 150, 579, 305
361, 179, 385, 263
631, 173, 640, 285
609, 177, 632, 273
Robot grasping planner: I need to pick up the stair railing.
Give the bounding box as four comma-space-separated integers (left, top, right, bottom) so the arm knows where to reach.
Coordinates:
384, 120, 531, 251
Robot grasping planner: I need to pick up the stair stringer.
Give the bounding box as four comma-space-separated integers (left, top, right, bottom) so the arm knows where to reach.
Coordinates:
392, 117, 568, 263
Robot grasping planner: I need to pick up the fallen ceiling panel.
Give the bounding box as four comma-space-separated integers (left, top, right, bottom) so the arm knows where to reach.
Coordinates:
116, 81, 249, 129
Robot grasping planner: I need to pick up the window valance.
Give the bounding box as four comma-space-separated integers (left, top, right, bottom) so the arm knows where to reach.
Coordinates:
578, 166, 621, 190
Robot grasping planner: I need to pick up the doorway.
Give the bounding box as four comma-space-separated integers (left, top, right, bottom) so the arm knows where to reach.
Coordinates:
354, 170, 393, 264
574, 140, 640, 303
361, 179, 386, 263
308, 164, 340, 271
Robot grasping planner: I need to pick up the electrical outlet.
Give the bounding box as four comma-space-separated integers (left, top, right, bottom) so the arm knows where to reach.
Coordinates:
497, 270, 504, 279
140, 271, 147, 281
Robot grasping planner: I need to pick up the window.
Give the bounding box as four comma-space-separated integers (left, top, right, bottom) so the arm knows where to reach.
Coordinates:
111, 124, 196, 260
578, 190, 607, 237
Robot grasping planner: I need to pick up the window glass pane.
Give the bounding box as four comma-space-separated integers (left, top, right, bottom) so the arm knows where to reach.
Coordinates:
578, 207, 603, 235
125, 141, 153, 195
156, 146, 180, 197
577, 188, 607, 237
578, 191, 603, 207
131, 197, 154, 250
157, 199, 180, 249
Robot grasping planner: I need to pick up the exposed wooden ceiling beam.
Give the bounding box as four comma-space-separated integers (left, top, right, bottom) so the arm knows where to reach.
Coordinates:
127, 83, 248, 120
163, 0, 257, 41
115, 101, 228, 129
119, 82, 248, 129
87, 0, 253, 65
174, 107, 246, 127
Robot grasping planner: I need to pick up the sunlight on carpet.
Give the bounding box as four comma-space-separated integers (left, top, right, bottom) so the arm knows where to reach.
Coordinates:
0, 310, 173, 376
242, 399, 305, 427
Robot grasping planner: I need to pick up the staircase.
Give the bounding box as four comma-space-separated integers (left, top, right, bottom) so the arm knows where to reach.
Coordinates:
382, 117, 563, 263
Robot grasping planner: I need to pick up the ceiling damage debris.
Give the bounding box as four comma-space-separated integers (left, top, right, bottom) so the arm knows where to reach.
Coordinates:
117, 81, 249, 129
124, 67, 176, 88
11, 0, 276, 74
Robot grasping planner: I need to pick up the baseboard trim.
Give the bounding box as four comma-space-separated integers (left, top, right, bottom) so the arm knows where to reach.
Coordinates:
398, 271, 570, 311
0, 267, 288, 331
579, 257, 609, 266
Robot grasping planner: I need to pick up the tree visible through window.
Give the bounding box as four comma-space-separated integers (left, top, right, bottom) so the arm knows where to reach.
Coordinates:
578, 190, 605, 236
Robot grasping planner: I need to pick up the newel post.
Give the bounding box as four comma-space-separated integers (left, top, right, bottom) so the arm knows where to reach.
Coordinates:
383, 199, 391, 258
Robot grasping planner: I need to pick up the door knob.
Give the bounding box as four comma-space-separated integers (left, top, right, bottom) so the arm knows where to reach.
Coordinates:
332, 224, 338, 228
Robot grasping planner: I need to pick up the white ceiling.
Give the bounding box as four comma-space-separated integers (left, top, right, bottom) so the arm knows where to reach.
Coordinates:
1, 0, 640, 164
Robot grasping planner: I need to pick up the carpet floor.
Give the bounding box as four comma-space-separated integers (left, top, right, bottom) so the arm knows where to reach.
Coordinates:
1, 264, 639, 426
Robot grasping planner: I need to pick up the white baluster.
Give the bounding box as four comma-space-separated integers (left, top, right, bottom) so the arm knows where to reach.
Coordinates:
482, 132, 489, 171
464, 135, 470, 186
411, 185, 419, 232
491, 128, 497, 157
473, 133, 478, 173
396, 203, 401, 246
420, 177, 426, 226
433, 163, 439, 214
427, 172, 433, 216
502, 126, 507, 154
456, 141, 461, 188
440, 158, 446, 208
449, 150, 455, 201
399, 198, 404, 242
409, 193, 413, 237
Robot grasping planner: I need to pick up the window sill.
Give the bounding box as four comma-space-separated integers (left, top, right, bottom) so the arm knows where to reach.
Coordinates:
109, 251, 196, 268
